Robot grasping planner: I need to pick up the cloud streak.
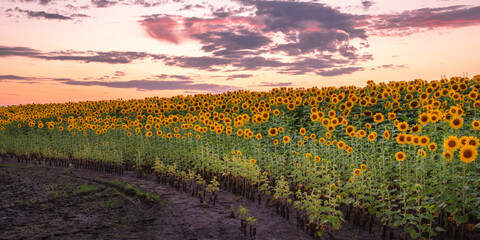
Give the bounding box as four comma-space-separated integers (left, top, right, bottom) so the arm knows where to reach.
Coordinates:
359, 5, 480, 36
0, 74, 240, 93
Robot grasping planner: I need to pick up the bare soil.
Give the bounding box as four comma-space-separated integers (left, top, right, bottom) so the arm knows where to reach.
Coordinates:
1, 157, 465, 240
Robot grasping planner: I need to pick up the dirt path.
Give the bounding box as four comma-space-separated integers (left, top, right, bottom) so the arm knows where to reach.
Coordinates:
0, 157, 417, 240
0, 159, 312, 240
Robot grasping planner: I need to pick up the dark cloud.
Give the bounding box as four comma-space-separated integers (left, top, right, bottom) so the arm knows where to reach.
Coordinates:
155, 74, 192, 80
164, 56, 234, 71
0, 46, 166, 64
53, 78, 240, 92
139, 1, 369, 75
0, 75, 30, 80
0, 46, 40, 57
373, 64, 408, 70
361, 5, 480, 36
195, 30, 271, 54
361, 1, 374, 10
0, 74, 240, 93
91, 0, 117, 8
255, 1, 366, 38
114, 71, 126, 77
317, 67, 364, 77
226, 74, 252, 81
8, 7, 89, 20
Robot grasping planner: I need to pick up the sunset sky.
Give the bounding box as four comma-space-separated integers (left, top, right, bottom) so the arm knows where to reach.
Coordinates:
1, 0, 480, 106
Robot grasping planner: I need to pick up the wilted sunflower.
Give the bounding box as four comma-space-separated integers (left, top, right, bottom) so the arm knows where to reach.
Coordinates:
443, 136, 460, 151
459, 145, 477, 164
417, 149, 427, 158
395, 151, 406, 161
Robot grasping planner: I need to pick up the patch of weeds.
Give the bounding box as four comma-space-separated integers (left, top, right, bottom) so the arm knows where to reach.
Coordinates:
74, 185, 99, 194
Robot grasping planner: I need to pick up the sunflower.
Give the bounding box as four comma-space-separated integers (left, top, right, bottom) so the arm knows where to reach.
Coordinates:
388, 112, 396, 120
237, 129, 243, 136
283, 135, 291, 144
273, 139, 279, 145
273, 109, 280, 116
444, 136, 460, 151
297, 140, 303, 147
346, 125, 355, 135
310, 133, 316, 139
397, 121, 409, 132
278, 127, 285, 132
472, 120, 480, 130
418, 113, 430, 125
310, 112, 320, 121
319, 137, 326, 143
250, 159, 256, 164
466, 136, 479, 148
417, 136, 429, 147
354, 168, 362, 176
373, 113, 384, 123
395, 151, 406, 161
337, 140, 346, 149
428, 142, 438, 152
361, 164, 367, 171
368, 132, 377, 142
417, 149, 427, 158
305, 153, 312, 158
299, 127, 306, 135
356, 130, 366, 139
383, 129, 390, 140
449, 117, 464, 130
314, 156, 321, 162
410, 124, 421, 133
297, 163, 302, 168
459, 145, 477, 164
237, 150, 242, 156
365, 123, 372, 129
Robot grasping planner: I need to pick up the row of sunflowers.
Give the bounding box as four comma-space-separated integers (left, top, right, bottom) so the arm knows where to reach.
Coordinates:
1, 75, 479, 238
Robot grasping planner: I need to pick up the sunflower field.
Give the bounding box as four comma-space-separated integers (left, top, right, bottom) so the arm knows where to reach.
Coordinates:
1, 76, 480, 239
